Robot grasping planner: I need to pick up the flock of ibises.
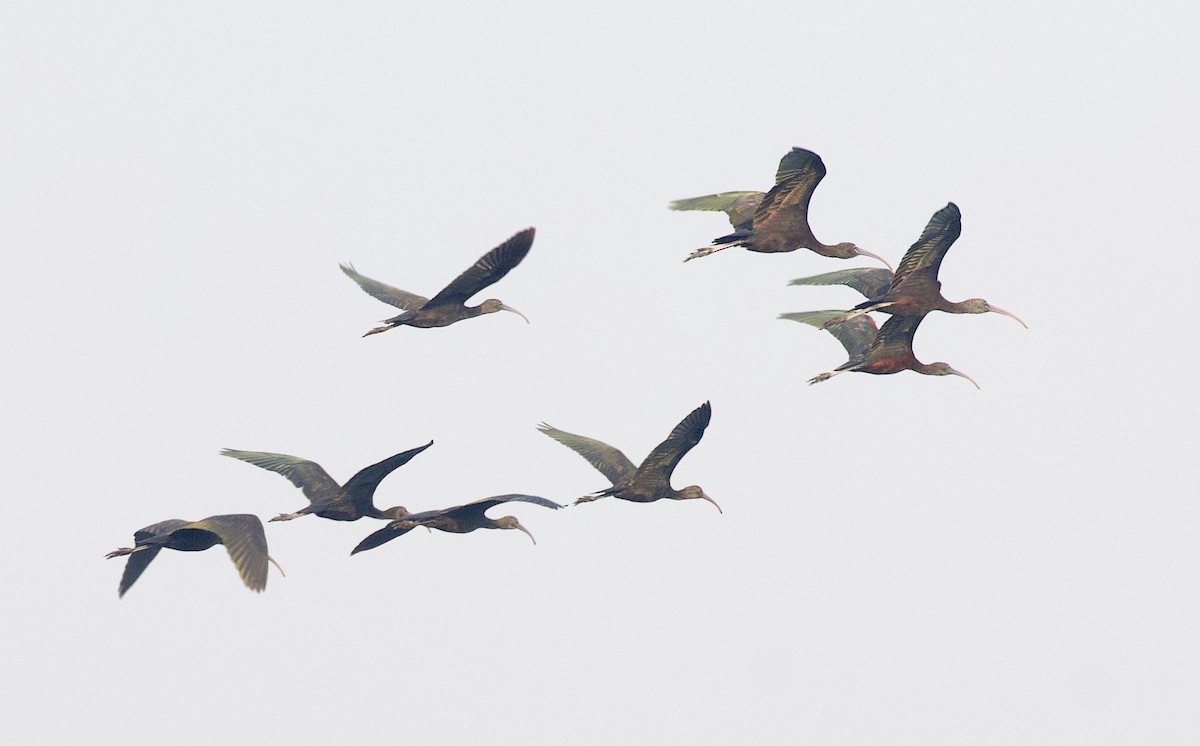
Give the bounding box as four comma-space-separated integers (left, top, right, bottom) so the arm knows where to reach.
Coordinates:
106, 146, 1026, 596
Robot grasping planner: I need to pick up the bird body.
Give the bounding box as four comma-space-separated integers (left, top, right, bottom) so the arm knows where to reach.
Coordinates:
781, 311, 979, 388
106, 514, 282, 596
801, 203, 1025, 328
341, 228, 534, 336
221, 441, 433, 522
538, 401, 720, 511
677, 148, 890, 268
351, 494, 563, 554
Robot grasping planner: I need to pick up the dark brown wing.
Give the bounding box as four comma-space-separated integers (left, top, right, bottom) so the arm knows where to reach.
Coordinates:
220, 449, 341, 505
746, 148, 826, 241
788, 268, 895, 300
861, 315, 925, 366
537, 423, 637, 486
186, 514, 271, 592
350, 520, 420, 554
440, 493, 564, 525
340, 263, 430, 311
889, 203, 962, 291
425, 228, 535, 308
780, 310, 878, 362
344, 441, 433, 516
669, 191, 764, 228
632, 402, 711, 491
117, 519, 191, 597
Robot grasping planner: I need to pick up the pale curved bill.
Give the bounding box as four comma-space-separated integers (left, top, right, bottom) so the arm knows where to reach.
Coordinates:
949, 368, 981, 389
514, 522, 537, 544
988, 304, 1028, 329
856, 247, 894, 271
501, 304, 530, 323
701, 492, 723, 514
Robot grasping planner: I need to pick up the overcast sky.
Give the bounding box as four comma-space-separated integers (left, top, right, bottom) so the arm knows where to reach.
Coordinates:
3, 2, 1198, 743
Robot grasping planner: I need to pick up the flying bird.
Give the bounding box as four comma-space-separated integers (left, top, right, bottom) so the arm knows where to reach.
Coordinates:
781, 310, 979, 388
804, 203, 1026, 328
105, 514, 283, 597
351, 494, 564, 555
676, 148, 891, 268
538, 401, 720, 511
220, 442, 433, 522
341, 228, 534, 336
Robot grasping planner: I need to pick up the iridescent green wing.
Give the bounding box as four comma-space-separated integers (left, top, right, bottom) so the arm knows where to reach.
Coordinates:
220, 449, 341, 506
187, 514, 270, 592
669, 191, 764, 228
788, 268, 895, 300
537, 423, 637, 486
779, 310, 878, 362
340, 263, 430, 311
890, 202, 962, 291
748, 148, 825, 239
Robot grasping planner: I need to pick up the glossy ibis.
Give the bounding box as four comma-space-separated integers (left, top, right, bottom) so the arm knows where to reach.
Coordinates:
538, 401, 720, 511
341, 228, 533, 336
351, 494, 564, 555
106, 514, 283, 596
677, 148, 891, 268
220, 441, 433, 522
811, 204, 1026, 328
781, 310, 979, 388
669, 191, 763, 229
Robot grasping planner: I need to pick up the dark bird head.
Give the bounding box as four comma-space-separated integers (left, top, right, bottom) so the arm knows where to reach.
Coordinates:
827, 242, 894, 270
921, 362, 980, 389
956, 299, 1028, 328
492, 515, 537, 544
676, 485, 722, 513
479, 299, 529, 323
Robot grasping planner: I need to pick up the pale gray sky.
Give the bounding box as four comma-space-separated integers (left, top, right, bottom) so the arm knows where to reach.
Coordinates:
3, 2, 1198, 743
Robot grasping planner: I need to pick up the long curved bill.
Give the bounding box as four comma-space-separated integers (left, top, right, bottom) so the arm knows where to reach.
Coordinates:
949, 367, 981, 389
855, 247, 893, 271
267, 555, 286, 577
501, 304, 530, 324
700, 492, 723, 514
514, 522, 537, 544
986, 303, 1028, 329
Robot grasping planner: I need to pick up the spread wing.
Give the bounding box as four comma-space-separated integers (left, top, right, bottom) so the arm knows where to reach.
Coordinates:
187, 514, 271, 592
746, 148, 825, 241
862, 315, 924, 365
116, 519, 192, 597
340, 263, 430, 311
440, 493, 565, 525
220, 449, 341, 505
889, 202, 962, 291
669, 191, 764, 228
779, 310, 878, 363
350, 520, 421, 555
425, 228, 535, 308
343, 441, 433, 516
633, 402, 711, 491
537, 423, 637, 485
788, 268, 895, 300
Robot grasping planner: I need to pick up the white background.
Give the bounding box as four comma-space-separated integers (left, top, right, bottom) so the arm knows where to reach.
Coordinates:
3, 2, 1197, 743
